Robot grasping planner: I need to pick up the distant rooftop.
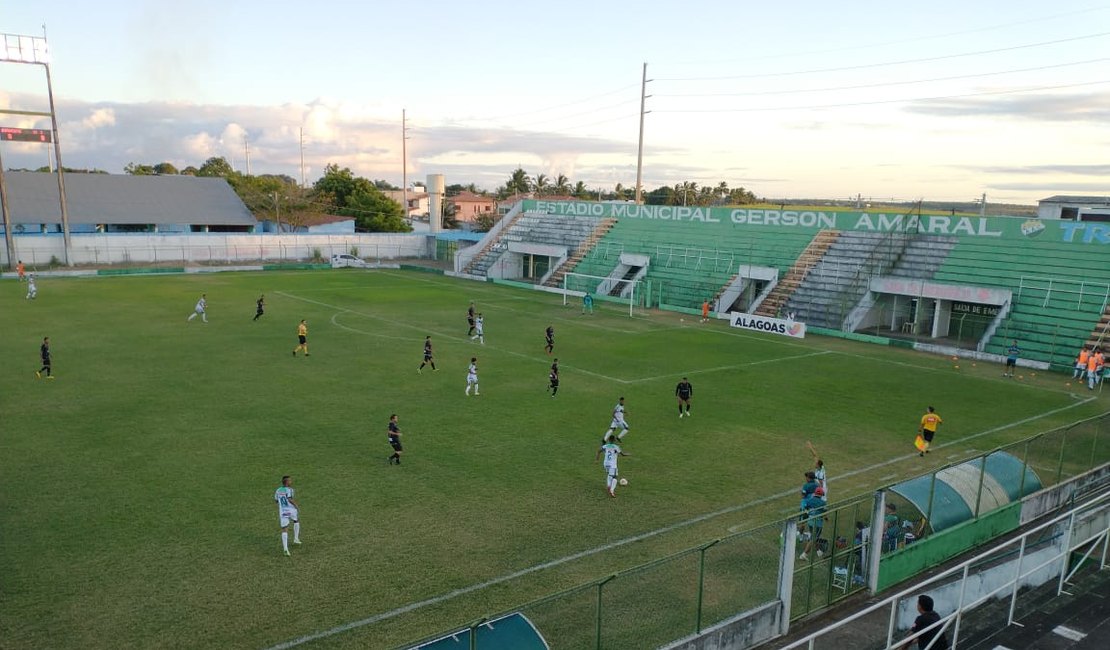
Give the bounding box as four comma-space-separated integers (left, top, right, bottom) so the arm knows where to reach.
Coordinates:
4, 172, 257, 226
1039, 195, 1110, 205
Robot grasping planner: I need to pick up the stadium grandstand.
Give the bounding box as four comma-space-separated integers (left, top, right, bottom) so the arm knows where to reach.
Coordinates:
454, 199, 1110, 373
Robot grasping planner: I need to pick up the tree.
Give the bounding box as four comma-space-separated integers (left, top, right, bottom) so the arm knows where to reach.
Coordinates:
197, 156, 234, 178
445, 183, 467, 197
532, 174, 549, 196
124, 162, 156, 175
440, 200, 459, 229
313, 163, 373, 209
505, 167, 530, 195
372, 179, 400, 191
342, 187, 411, 233
572, 181, 590, 199
554, 174, 570, 196
474, 210, 499, 232
645, 185, 676, 205
181, 166, 199, 176
154, 162, 179, 175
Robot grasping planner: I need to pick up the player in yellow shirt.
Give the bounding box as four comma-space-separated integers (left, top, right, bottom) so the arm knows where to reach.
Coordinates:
918, 406, 942, 456
292, 319, 309, 357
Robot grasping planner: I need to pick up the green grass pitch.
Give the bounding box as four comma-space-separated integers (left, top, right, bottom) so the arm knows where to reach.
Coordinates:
1, 269, 1105, 649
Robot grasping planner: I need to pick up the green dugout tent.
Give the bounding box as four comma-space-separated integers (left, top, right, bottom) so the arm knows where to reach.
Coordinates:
412, 612, 549, 650
889, 451, 1042, 533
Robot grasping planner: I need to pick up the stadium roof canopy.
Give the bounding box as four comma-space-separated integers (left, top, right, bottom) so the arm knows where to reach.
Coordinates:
2, 172, 257, 227
889, 451, 1042, 533
1038, 195, 1110, 205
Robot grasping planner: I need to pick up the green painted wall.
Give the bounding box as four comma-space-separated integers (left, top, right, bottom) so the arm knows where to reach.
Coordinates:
877, 502, 1022, 592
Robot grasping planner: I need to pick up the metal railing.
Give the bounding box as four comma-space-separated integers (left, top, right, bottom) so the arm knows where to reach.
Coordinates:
1017, 275, 1110, 312
402, 414, 1109, 650
780, 489, 1110, 649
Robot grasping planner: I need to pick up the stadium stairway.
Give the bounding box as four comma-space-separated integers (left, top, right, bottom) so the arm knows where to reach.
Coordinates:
753, 229, 840, 317
1082, 303, 1110, 351
883, 235, 959, 280
565, 219, 815, 310
462, 208, 534, 275
785, 231, 908, 329
463, 212, 605, 278
957, 563, 1110, 650
543, 218, 617, 288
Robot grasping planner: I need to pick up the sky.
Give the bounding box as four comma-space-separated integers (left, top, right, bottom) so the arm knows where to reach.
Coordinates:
0, 0, 1108, 205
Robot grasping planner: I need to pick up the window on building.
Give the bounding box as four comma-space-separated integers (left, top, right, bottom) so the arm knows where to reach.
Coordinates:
1061, 207, 1079, 220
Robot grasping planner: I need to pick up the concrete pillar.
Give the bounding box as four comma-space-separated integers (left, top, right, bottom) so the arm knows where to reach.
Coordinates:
427, 174, 444, 233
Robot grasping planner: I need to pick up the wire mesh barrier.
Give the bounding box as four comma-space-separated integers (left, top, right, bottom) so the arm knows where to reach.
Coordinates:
406, 522, 786, 650
780, 490, 1110, 649
398, 414, 1109, 649
791, 494, 879, 620
4, 234, 430, 268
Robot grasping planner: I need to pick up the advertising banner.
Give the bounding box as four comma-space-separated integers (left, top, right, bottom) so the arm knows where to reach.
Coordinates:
729, 312, 807, 338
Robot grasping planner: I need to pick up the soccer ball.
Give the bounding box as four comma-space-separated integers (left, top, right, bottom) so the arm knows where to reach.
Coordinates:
618, 478, 629, 486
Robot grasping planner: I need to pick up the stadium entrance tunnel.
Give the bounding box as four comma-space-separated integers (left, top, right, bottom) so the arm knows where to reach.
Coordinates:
411, 612, 549, 649
598, 252, 649, 298
887, 450, 1042, 538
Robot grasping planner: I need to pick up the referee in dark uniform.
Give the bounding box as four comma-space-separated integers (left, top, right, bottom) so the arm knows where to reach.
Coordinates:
387, 414, 403, 465
676, 377, 693, 417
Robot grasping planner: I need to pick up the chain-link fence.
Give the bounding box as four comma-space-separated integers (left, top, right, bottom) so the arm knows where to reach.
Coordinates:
401, 414, 1108, 650
3, 233, 431, 268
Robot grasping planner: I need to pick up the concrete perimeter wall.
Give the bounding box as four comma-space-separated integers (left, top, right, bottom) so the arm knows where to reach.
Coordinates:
2, 233, 432, 267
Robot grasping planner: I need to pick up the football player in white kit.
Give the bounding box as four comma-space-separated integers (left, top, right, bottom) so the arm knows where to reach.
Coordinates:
470, 313, 485, 344
604, 396, 630, 442
187, 293, 208, 322
274, 475, 301, 556
25, 273, 36, 300
465, 357, 480, 396
596, 434, 629, 497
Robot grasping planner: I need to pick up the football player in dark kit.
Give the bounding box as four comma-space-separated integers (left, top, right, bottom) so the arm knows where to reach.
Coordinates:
386, 414, 404, 465
36, 336, 54, 379
676, 377, 693, 417
418, 336, 437, 373
467, 302, 476, 336
544, 325, 555, 355
548, 358, 560, 397
253, 294, 265, 321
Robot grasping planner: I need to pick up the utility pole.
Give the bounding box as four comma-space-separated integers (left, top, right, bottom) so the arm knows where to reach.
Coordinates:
299, 127, 306, 188
634, 62, 650, 205
979, 192, 986, 217
402, 109, 408, 222
243, 135, 251, 176
0, 147, 13, 269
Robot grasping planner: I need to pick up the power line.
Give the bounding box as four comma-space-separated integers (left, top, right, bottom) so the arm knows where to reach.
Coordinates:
461, 84, 639, 123
654, 57, 1110, 98
656, 31, 1110, 82
660, 5, 1110, 67
653, 79, 1110, 114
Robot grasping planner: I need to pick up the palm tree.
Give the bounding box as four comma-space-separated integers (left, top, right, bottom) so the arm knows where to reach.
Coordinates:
532, 174, 550, 196
554, 174, 570, 196
717, 181, 729, 201
507, 168, 530, 195
572, 181, 589, 199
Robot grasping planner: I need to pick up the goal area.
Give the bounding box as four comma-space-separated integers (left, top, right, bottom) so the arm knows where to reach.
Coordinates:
560, 271, 644, 317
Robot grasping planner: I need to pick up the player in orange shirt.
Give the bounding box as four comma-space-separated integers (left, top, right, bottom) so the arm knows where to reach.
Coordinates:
701, 299, 710, 323
16, 260, 25, 282
1074, 347, 1091, 379
918, 406, 942, 456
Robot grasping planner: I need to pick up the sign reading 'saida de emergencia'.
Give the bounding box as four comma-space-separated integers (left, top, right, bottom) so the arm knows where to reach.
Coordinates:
524, 200, 1110, 244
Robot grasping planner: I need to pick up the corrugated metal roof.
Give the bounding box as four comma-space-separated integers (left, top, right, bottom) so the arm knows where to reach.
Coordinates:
889, 450, 1041, 533
1039, 195, 1110, 205
2, 172, 257, 226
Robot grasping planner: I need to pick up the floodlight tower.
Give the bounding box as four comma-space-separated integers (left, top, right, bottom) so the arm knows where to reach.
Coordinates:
0, 32, 72, 267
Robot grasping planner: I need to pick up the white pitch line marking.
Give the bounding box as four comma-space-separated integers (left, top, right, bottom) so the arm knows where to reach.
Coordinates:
627, 351, 834, 384
262, 396, 1095, 650
330, 312, 423, 342
1052, 625, 1086, 641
